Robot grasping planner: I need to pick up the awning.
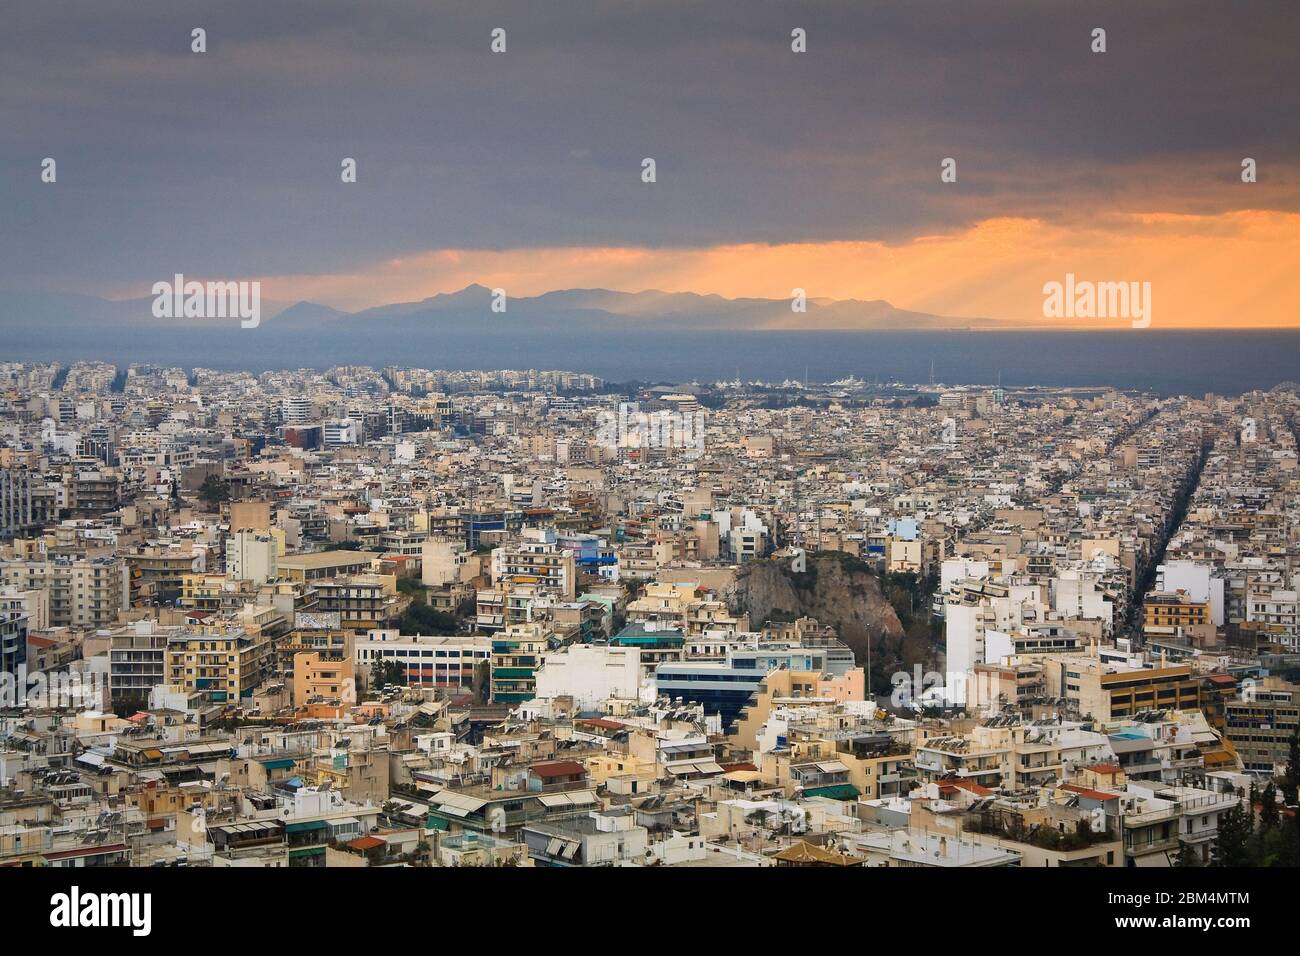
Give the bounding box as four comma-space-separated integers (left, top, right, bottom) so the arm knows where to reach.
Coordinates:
803, 784, 861, 801
537, 790, 597, 808
666, 761, 724, 777
260, 758, 296, 771
285, 819, 329, 834
187, 743, 233, 756
433, 791, 489, 815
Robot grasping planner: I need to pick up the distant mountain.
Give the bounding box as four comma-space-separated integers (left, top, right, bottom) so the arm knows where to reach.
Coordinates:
0, 285, 1003, 363
317, 285, 998, 331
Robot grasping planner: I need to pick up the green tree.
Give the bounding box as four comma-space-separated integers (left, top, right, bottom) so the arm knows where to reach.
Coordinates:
1211, 799, 1255, 867
197, 474, 230, 509
1260, 783, 1281, 830
322, 539, 366, 551
1174, 842, 1201, 867
370, 658, 406, 689
1276, 815, 1300, 867
398, 602, 459, 636
1281, 726, 1300, 806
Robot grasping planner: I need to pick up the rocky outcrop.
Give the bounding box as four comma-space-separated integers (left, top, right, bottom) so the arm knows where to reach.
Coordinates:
729, 552, 906, 663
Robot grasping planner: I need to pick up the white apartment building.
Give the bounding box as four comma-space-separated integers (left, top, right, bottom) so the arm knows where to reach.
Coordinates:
533, 643, 644, 709
1156, 560, 1225, 626
282, 396, 314, 425
1247, 588, 1300, 650
421, 538, 469, 587
944, 579, 1047, 701
355, 630, 492, 691
490, 528, 576, 600
225, 529, 278, 585
322, 419, 358, 446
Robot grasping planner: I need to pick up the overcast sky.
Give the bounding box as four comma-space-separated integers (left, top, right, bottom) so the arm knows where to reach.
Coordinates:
2, 0, 1297, 324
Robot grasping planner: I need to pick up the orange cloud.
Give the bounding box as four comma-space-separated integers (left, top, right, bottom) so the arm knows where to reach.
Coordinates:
254, 209, 1300, 327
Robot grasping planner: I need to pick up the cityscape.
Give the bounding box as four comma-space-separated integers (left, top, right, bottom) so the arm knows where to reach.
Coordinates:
1, 362, 1298, 876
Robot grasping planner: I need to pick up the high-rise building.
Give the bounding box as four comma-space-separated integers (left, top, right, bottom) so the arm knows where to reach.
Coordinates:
225, 529, 279, 585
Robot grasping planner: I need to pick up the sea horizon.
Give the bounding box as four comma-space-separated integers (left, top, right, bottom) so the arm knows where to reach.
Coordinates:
7, 328, 1298, 397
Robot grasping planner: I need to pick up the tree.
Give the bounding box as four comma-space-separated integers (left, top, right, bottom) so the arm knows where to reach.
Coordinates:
398, 602, 459, 636
1260, 783, 1281, 830
322, 539, 367, 551
1276, 815, 1300, 868
370, 658, 405, 690
197, 474, 230, 510
1174, 842, 1201, 867
1211, 799, 1255, 867
1281, 726, 1300, 806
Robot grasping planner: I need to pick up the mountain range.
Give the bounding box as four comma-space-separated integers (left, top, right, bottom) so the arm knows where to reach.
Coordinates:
1, 285, 1000, 335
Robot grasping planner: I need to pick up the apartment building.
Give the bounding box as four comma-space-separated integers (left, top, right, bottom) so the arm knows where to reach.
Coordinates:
278, 550, 375, 582
1036, 654, 1202, 721
313, 575, 406, 631
1246, 588, 1300, 651
1142, 590, 1215, 644
0, 554, 128, 629
291, 650, 354, 709
490, 528, 577, 600
533, 643, 642, 709
355, 630, 491, 692
108, 620, 181, 703
491, 623, 548, 703
1, 467, 47, 539
226, 529, 279, 585
653, 643, 849, 732
165, 628, 273, 701
0, 606, 27, 677
1224, 677, 1300, 774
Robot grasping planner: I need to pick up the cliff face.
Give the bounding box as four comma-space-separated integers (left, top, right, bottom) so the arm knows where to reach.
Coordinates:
730, 553, 906, 664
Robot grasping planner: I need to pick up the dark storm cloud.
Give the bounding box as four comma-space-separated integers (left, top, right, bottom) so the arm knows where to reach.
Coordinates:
0, 0, 1296, 290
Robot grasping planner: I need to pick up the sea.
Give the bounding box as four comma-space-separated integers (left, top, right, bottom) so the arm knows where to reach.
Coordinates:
7, 328, 1299, 396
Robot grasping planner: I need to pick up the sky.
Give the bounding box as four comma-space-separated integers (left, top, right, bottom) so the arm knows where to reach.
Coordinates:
2, 0, 1298, 326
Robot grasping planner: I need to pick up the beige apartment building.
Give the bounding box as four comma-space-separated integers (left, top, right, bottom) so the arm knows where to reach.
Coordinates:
0, 554, 128, 629
1038, 654, 1202, 721
165, 628, 273, 702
